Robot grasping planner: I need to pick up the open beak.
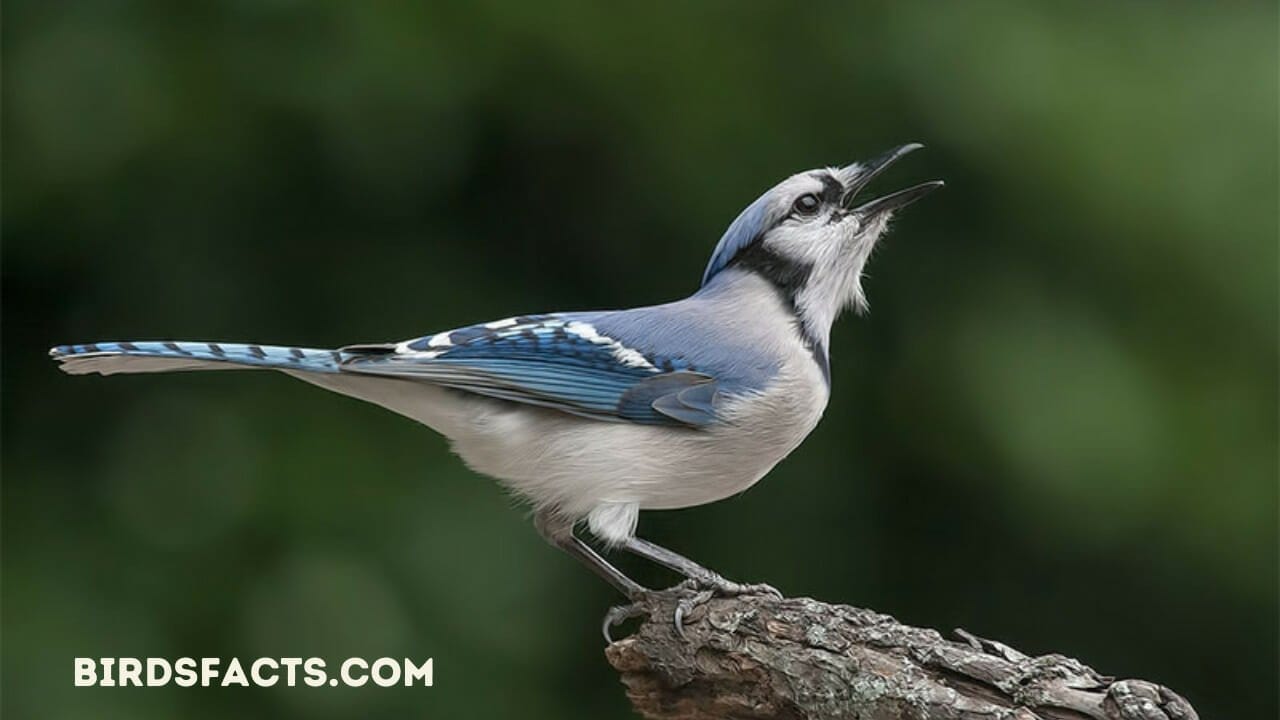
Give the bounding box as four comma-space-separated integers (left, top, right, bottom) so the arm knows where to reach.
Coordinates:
840, 143, 944, 217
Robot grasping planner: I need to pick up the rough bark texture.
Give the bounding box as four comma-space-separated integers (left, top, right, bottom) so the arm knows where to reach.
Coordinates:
604, 589, 1198, 720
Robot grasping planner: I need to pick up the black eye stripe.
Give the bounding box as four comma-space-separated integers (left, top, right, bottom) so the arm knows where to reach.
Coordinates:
817, 174, 843, 203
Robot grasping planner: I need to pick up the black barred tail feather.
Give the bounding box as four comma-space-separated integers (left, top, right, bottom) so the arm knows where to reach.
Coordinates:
49, 341, 345, 376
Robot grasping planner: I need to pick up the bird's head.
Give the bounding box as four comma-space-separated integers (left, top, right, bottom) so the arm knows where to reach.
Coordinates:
702, 143, 942, 349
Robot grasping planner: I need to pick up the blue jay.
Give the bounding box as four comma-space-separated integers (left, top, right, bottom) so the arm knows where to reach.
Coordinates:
51, 144, 941, 637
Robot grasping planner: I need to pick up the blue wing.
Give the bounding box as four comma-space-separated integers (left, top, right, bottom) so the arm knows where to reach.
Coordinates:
340, 314, 722, 427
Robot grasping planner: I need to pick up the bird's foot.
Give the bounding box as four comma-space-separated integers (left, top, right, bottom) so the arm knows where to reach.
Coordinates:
602, 600, 648, 644
670, 575, 782, 639
601, 577, 782, 643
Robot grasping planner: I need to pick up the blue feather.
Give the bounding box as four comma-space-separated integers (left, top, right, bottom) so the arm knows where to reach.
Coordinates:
345, 315, 722, 427
701, 191, 773, 286
50, 341, 343, 372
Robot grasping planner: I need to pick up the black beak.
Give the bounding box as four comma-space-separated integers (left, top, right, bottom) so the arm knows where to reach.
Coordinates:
841, 143, 944, 217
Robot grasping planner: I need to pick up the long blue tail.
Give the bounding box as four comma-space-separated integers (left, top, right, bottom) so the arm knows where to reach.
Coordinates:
50, 341, 346, 376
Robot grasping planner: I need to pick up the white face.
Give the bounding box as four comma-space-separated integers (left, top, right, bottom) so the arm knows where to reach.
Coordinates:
704, 145, 940, 352
757, 169, 895, 347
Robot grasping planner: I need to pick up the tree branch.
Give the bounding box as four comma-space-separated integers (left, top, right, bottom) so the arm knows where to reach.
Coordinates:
604, 589, 1198, 720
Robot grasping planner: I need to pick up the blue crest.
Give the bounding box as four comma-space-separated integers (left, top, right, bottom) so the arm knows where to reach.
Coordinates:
700, 191, 774, 286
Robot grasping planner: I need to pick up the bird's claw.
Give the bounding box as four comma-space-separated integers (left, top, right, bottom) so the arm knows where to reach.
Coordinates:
673, 589, 715, 639
602, 577, 784, 642
601, 601, 647, 644
719, 580, 783, 599
670, 576, 783, 638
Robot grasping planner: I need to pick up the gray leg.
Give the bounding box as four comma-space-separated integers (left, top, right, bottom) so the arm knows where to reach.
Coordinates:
534, 511, 652, 642
622, 536, 781, 639
623, 536, 780, 595
622, 537, 731, 587
533, 510, 646, 598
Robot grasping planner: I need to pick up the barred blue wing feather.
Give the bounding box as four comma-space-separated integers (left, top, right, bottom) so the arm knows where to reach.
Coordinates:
342, 315, 722, 427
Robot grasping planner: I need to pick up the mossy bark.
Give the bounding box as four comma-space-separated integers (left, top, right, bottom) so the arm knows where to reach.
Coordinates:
605, 589, 1198, 720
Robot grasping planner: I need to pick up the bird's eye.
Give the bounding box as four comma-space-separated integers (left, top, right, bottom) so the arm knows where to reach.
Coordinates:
793, 193, 821, 216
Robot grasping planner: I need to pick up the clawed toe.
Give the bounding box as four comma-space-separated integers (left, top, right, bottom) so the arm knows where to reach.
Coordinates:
672, 589, 715, 639
731, 581, 782, 599
602, 602, 647, 643
694, 575, 782, 599
602, 576, 784, 643
668, 576, 782, 638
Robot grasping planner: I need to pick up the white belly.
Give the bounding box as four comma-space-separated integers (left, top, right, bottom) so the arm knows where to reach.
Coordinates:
446, 350, 829, 539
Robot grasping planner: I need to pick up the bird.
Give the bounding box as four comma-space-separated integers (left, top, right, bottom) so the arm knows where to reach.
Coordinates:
50, 144, 942, 639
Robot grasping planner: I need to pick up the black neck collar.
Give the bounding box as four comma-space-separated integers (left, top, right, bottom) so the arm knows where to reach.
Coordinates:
728, 244, 831, 385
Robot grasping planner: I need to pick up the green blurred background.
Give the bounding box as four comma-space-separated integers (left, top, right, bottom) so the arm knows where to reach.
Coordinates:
3, 2, 1276, 718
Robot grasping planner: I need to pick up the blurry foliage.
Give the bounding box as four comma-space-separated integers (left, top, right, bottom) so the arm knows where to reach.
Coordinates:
3, 2, 1276, 718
